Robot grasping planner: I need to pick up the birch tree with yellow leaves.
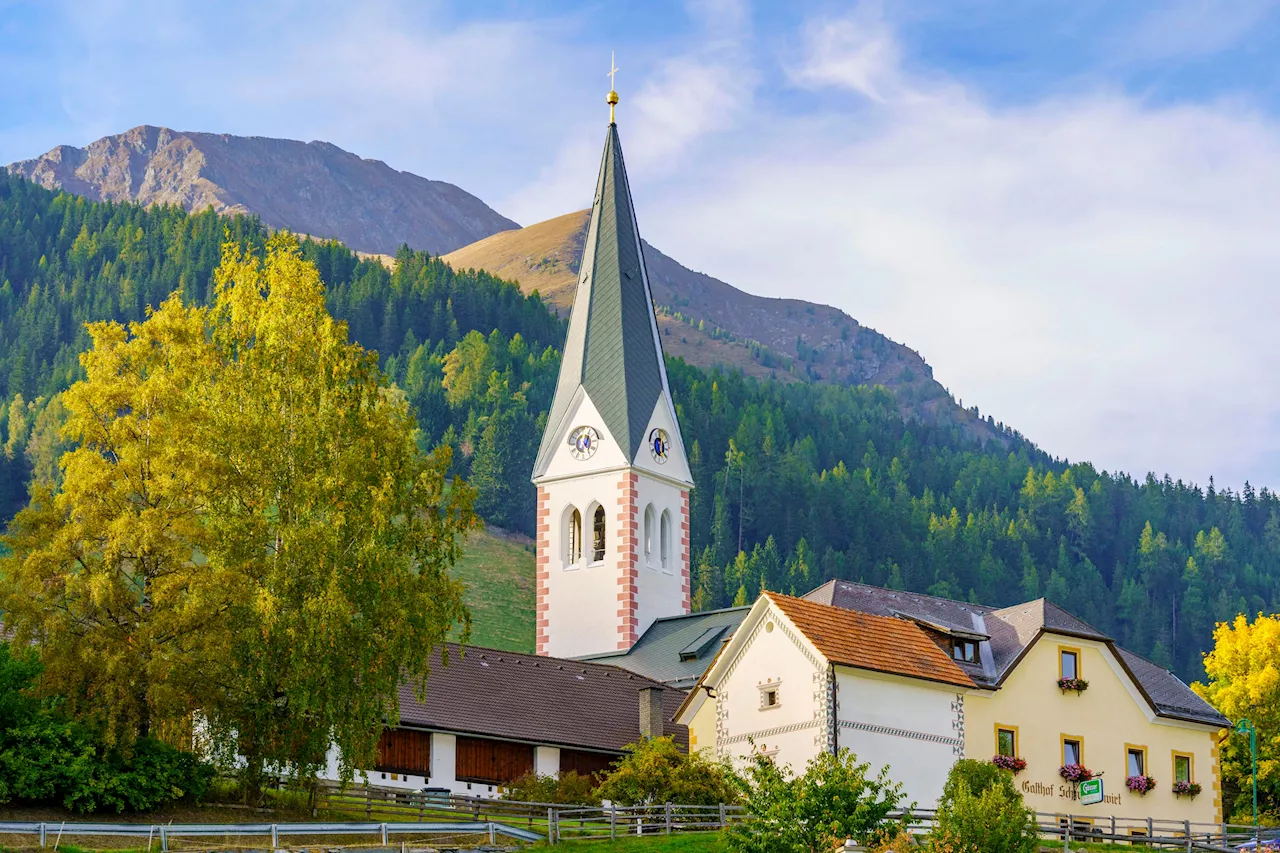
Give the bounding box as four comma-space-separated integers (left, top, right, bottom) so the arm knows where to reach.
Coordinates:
1194, 614, 1280, 822
0, 234, 477, 799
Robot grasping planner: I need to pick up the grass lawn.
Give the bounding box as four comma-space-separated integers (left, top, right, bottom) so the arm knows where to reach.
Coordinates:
450, 526, 535, 653
536, 832, 727, 851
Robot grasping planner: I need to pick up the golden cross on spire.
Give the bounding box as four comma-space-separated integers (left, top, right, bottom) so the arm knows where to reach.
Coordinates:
607, 52, 620, 123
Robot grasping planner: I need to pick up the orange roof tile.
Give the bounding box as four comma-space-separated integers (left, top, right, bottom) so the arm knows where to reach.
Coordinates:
765, 592, 976, 689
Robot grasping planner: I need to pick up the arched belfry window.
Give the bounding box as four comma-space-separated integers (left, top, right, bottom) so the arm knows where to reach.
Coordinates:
644, 505, 656, 565
660, 510, 672, 570
592, 505, 607, 563
566, 508, 582, 566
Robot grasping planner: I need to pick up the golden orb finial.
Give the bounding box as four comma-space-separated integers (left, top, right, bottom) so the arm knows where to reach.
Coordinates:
608, 52, 620, 123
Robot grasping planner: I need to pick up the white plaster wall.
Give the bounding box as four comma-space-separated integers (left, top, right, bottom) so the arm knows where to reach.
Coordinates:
540, 460, 688, 657
716, 608, 826, 772
633, 471, 689, 638
835, 668, 963, 809
535, 746, 561, 778
542, 469, 630, 658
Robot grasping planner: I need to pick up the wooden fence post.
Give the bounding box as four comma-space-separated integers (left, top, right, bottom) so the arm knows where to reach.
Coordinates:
547, 807, 555, 845
666, 802, 673, 835
720, 803, 727, 829
366, 784, 372, 818
611, 804, 617, 840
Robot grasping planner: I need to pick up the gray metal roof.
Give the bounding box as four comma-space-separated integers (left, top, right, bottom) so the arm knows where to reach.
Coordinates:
805, 580, 1229, 728
533, 122, 670, 478
580, 606, 751, 690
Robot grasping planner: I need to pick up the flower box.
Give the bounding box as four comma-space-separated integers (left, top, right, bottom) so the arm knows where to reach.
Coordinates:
1057, 677, 1089, 693
1059, 764, 1093, 783
992, 755, 1027, 774
1126, 775, 1157, 794
1172, 781, 1202, 798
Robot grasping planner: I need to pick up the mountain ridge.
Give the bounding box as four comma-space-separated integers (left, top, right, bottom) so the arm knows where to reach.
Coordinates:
445, 211, 1003, 442
6, 125, 518, 256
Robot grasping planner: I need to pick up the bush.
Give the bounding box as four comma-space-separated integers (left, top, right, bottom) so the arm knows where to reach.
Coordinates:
727, 749, 909, 853
502, 771, 601, 805
0, 642, 213, 813
595, 736, 739, 806
931, 767, 1038, 853
940, 758, 1018, 808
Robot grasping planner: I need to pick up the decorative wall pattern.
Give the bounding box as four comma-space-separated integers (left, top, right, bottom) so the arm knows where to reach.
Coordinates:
837, 719, 964, 749
722, 719, 821, 747
813, 667, 836, 753
950, 693, 966, 757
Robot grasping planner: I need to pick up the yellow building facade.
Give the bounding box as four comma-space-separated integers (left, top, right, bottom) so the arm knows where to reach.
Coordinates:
965, 632, 1222, 826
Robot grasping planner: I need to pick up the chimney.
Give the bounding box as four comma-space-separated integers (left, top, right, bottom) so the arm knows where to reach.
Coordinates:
639, 686, 665, 739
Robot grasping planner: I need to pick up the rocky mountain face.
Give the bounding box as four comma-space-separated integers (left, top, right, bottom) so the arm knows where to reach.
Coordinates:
6, 126, 518, 255
444, 212, 1003, 443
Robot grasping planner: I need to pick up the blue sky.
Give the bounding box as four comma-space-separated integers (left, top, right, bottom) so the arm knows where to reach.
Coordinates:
4, 0, 1280, 489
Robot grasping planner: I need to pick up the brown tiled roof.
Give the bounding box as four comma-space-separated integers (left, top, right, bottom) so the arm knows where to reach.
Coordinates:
394, 644, 688, 753
804, 580, 1229, 728
765, 592, 975, 689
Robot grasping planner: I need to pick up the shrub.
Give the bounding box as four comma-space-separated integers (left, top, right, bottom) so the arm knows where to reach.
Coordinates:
595, 736, 739, 806
0, 642, 213, 813
941, 758, 1018, 808
502, 771, 601, 805
727, 749, 909, 853
931, 777, 1038, 853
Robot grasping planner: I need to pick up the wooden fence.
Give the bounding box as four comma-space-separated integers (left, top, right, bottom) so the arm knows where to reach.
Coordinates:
301, 779, 1279, 848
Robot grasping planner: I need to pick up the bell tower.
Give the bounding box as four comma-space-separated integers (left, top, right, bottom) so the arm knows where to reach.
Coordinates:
532, 78, 693, 659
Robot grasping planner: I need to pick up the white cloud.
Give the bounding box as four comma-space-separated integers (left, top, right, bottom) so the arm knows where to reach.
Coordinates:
788, 5, 904, 102
637, 6, 1280, 488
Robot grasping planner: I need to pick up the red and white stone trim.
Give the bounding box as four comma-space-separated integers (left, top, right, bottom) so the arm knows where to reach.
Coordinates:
679, 488, 692, 615
616, 472, 640, 649
535, 486, 551, 656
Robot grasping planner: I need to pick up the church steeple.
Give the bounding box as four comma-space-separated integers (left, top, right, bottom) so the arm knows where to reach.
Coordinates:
531, 88, 688, 484
531, 75, 693, 659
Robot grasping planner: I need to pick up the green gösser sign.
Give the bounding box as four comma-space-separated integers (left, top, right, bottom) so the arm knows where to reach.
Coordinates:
1079, 778, 1104, 806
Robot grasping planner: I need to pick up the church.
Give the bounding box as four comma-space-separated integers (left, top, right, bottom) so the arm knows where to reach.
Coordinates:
336, 84, 1228, 821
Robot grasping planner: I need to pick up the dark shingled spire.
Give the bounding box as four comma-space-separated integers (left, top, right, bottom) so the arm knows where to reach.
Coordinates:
532, 122, 669, 479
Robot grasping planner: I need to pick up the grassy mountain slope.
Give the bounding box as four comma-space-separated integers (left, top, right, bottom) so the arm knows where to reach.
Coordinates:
444, 211, 1002, 442
6, 125, 518, 256
452, 528, 535, 653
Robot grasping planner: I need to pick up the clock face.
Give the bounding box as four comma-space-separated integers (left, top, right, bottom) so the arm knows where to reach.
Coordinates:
649, 428, 670, 463
568, 425, 601, 460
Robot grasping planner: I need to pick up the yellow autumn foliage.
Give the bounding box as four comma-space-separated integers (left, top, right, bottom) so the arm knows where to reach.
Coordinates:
0, 234, 478, 792
1193, 613, 1280, 821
